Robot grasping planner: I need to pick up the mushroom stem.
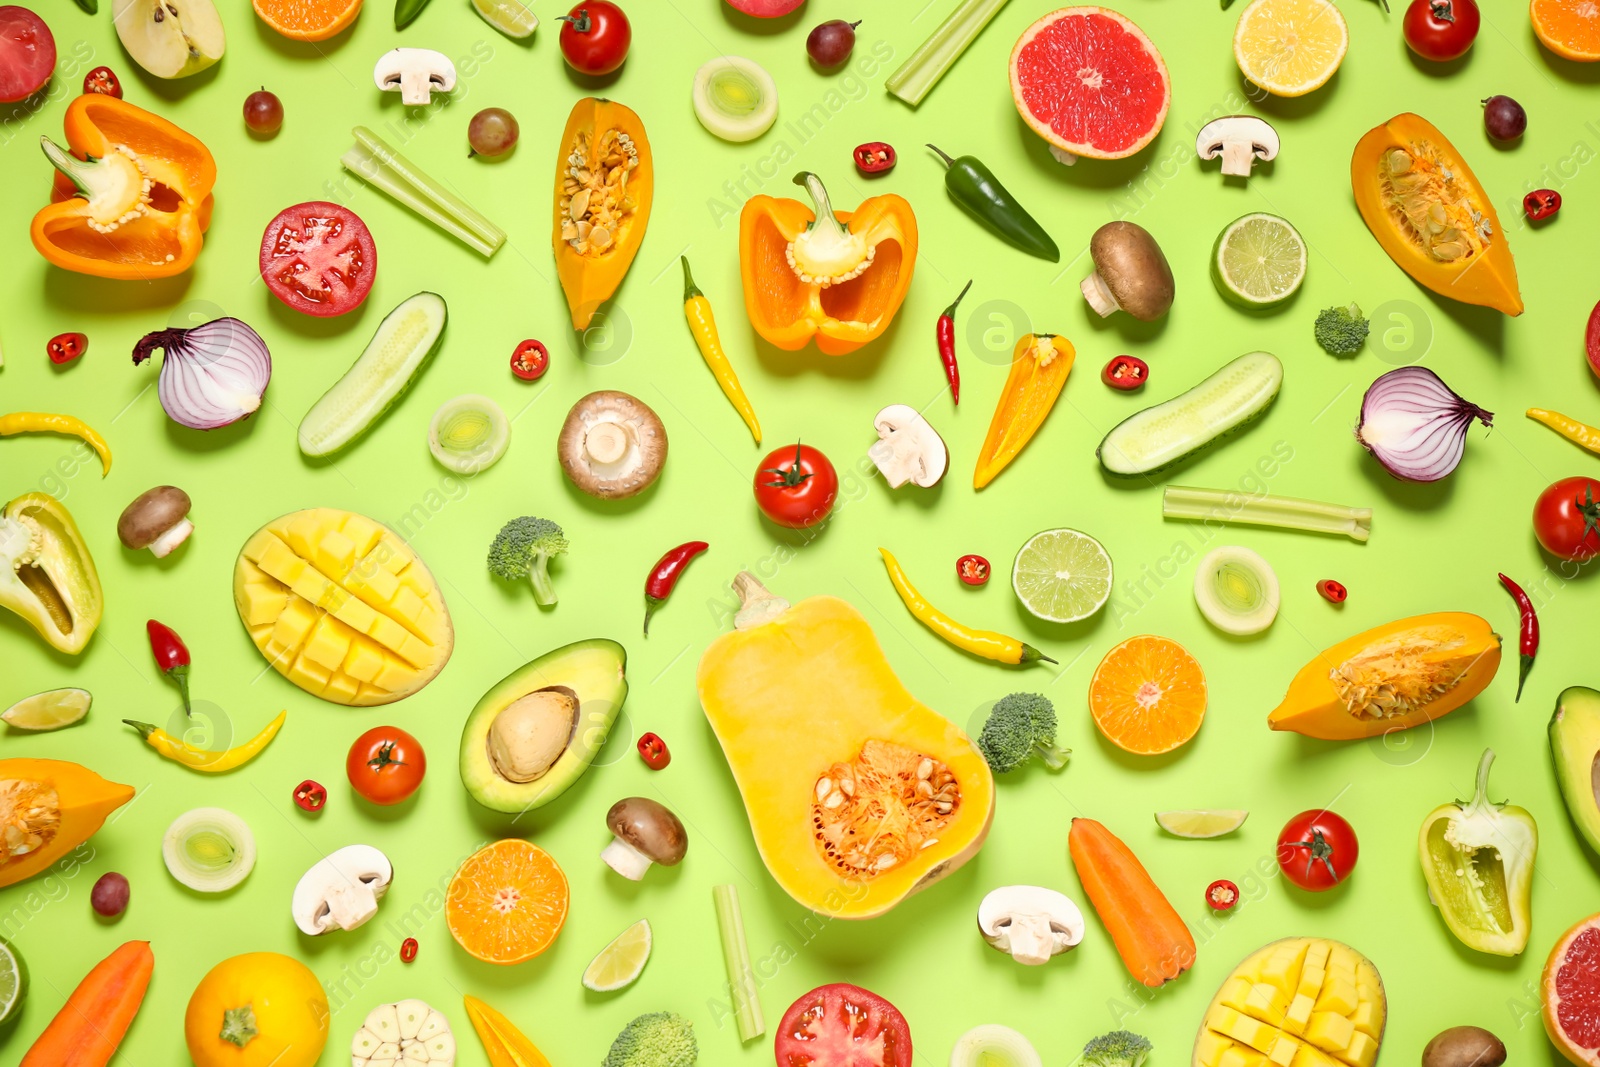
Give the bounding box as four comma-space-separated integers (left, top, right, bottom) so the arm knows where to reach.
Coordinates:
998, 915, 1059, 965
148, 517, 194, 558
1220, 141, 1257, 178
1048, 145, 1078, 167
601, 836, 655, 881
585, 422, 629, 465
1081, 272, 1121, 317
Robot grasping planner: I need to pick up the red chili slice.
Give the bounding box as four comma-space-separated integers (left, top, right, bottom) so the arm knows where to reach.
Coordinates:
956, 554, 990, 586
293, 779, 327, 812
1102, 354, 1148, 390
1316, 579, 1348, 603
47, 332, 87, 364
511, 339, 549, 380
1206, 879, 1239, 910
400, 937, 419, 962
259, 201, 377, 317
637, 731, 670, 770
1524, 189, 1561, 222
854, 142, 896, 174
82, 66, 122, 98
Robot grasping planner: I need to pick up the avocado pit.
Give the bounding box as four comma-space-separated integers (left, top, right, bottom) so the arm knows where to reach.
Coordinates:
487, 687, 578, 784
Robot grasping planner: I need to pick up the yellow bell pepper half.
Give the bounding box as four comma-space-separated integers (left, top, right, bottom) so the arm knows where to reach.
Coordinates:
0, 493, 103, 655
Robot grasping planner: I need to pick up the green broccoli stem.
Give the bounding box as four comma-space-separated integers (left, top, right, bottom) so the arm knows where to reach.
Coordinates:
1036, 740, 1071, 770
529, 550, 557, 606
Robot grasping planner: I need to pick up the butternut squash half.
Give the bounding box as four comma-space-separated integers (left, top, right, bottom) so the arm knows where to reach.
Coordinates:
553, 98, 652, 331
0, 759, 134, 888
1268, 612, 1500, 740
697, 573, 994, 919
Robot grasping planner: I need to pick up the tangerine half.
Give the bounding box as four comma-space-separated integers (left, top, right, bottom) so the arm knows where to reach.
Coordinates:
1088, 635, 1207, 755
1532, 0, 1600, 62
446, 839, 569, 965
252, 0, 363, 42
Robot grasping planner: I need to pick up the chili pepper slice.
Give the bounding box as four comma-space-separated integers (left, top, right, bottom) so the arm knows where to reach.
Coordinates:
644, 540, 709, 634
637, 731, 671, 770
1206, 879, 1239, 910
1102, 354, 1148, 391
1497, 572, 1538, 702
956, 554, 990, 586
854, 142, 896, 174
293, 779, 327, 812
47, 333, 87, 365
1316, 579, 1347, 603
82, 66, 122, 98
1524, 189, 1561, 222
400, 937, 419, 963
511, 339, 549, 381
146, 619, 193, 715
937, 281, 971, 404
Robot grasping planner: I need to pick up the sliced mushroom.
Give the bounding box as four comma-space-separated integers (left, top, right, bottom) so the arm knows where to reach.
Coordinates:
1080, 221, 1174, 322
601, 796, 687, 880
291, 844, 393, 935
1196, 116, 1280, 179
976, 885, 1084, 965
558, 391, 668, 499
373, 48, 457, 106
117, 485, 193, 557
868, 405, 948, 489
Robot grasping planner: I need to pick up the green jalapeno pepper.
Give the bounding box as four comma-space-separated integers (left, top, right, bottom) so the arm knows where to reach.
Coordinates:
927, 144, 1058, 262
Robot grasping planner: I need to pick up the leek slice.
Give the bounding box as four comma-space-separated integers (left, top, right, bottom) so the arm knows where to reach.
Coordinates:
692, 57, 778, 143
163, 807, 256, 893
1193, 546, 1279, 635
429, 394, 510, 474
950, 1024, 1044, 1067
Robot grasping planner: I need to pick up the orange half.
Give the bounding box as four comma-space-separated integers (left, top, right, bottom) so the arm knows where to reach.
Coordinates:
446, 840, 569, 965
1532, 0, 1600, 61
1089, 635, 1207, 754
252, 0, 363, 42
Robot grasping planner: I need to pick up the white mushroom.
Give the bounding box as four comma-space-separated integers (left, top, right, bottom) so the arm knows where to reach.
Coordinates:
1195, 116, 1280, 178
373, 48, 457, 106
558, 391, 668, 499
868, 404, 948, 489
976, 885, 1084, 965
291, 844, 393, 935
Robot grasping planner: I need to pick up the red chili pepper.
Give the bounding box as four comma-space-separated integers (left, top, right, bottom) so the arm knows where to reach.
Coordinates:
47, 332, 87, 365
1525, 189, 1561, 222
146, 619, 193, 715
956, 554, 990, 585
1206, 879, 1239, 910
293, 780, 327, 812
637, 731, 671, 770
1497, 572, 1538, 701
936, 280, 971, 404
82, 66, 122, 98
511, 339, 549, 381
853, 142, 896, 174
1101, 354, 1148, 390
400, 937, 419, 963
643, 540, 709, 633
1316, 579, 1347, 603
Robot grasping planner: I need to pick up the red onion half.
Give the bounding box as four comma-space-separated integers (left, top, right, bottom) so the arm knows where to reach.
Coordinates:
133, 318, 272, 430
1356, 366, 1492, 482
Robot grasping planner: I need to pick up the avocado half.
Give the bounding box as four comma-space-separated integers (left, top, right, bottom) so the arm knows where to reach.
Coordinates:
1550, 685, 1600, 859
460, 638, 628, 813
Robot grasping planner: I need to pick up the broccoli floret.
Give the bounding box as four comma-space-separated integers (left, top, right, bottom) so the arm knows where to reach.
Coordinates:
602, 1012, 696, 1067
1314, 302, 1369, 356
976, 692, 1070, 773
1082, 1030, 1153, 1067
486, 516, 568, 606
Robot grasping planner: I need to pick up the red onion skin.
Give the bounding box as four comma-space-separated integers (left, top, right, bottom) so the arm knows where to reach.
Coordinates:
133, 318, 272, 430
1356, 366, 1492, 483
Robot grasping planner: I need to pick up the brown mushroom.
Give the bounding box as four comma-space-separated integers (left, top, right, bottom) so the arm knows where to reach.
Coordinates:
1422, 1027, 1506, 1067
558, 391, 668, 499
1079, 221, 1175, 322
601, 796, 687, 880
117, 486, 194, 557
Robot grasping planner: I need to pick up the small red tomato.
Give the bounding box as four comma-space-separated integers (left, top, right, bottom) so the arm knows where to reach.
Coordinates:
1206, 879, 1239, 910
511, 339, 549, 381
956, 554, 990, 585
1102, 354, 1148, 390
346, 726, 426, 805
754, 440, 839, 530
1316, 579, 1347, 603
637, 731, 670, 770
82, 66, 122, 98
1533, 476, 1600, 561
1524, 189, 1561, 222
854, 142, 896, 175
293, 779, 327, 812
47, 332, 87, 365
558, 1, 630, 75
1277, 809, 1359, 892
400, 937, 419, 962
1403, 0, 1479, 61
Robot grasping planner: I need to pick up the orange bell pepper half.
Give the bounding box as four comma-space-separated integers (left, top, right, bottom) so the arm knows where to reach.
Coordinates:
739, 171, 917, 356
974, 333, 1076, 489
31, 94, 216, 281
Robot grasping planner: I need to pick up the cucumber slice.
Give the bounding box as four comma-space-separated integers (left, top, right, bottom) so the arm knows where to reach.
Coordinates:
1193, 545, 1279, 635
298, 292, 447, 457
1098, 350, 1282, 475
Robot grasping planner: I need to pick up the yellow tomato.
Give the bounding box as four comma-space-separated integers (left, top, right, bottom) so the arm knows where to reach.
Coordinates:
185, 952, 329, 1067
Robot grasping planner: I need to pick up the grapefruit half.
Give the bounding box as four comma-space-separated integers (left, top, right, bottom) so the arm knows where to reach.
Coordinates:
1009, 6, 1170, 165
1546, 913, 1600, 1067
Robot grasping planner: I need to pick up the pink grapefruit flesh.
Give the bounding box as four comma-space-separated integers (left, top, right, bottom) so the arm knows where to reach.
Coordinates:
1009, 6, 1170, 161
1546, 915, 1600, 1067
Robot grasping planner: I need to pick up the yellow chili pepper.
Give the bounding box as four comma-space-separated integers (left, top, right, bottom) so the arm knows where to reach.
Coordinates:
0, 412, 111, 475
682, 256, 761, 444
879, 547, 1054, 665
1527, 408, 1600, 455
122, 710, 286, 773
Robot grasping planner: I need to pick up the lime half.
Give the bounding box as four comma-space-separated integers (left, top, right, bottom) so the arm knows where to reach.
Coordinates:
0, 937, 28, 1028
1012, 529, 1113, 624
2, 688, 92, 731
471, 0, 537, 38
582, 919, 651, 992
1212, 213, 1307, 307
1156, 809, 1250, 838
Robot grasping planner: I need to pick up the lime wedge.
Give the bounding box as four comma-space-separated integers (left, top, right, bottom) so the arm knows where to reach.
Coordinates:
1212, 213, 1306, 307
472, 0, 537, 38
1011, 528, 1113, 624
1156, 809, 1250, 838
2, 688, 92, 731
582, 919, 651, 992
0, 937, 28, 1028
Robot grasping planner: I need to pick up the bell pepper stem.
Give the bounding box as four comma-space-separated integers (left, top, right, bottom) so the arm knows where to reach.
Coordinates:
39, 137, 97, 198
793, 171, 847, 239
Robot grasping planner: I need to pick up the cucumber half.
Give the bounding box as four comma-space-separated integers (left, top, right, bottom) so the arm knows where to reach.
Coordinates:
1097, 350, 1282, 475
298, 292, 448, 457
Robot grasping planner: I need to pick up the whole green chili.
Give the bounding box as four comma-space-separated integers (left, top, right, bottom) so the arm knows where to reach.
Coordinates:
927, 144, 1059, 262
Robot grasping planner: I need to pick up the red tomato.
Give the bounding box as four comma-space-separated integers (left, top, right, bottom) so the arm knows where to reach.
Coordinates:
1534, 477, 1600, 561
558, 1, 630, 75
775, 983, 912, 1067
0, 6, 55, 104
346, 726, 426, 805
1403, 0, 1479, 61
754, 441, 838, 529
259, 201, 377, 318
1277, 810, 1358, 892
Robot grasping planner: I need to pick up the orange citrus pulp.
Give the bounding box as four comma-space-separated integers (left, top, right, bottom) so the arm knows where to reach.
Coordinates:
446, 839, 569, 965
252, 0, 363, 42
1531, 0, 1600, 61
1088, 635, 1207, 755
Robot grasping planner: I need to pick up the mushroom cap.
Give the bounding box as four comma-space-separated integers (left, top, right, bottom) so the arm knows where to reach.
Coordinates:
1195, 115, 1280, 161
869, 404, 948, 489
975, 884, 1085, 962
117, 485, 192, 549
605, 796, 687, 865
1088, 221, 1175, 321
558, 390, 668, 499
290, 843, 393, 935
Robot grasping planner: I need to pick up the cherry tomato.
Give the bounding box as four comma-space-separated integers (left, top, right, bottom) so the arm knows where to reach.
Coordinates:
346, 726, 426, 805
1525, 189, 1561, 223
754, 441, 838, 529
1403, 0, 1479, 61
1102, 354, 1148, 390
1316, 579, 1348, 603
956, 554, 990, 585
511, 339, 549, 381
259, 201, 377, 318
1277, 809, 1358, 892
293, 779, 327, 812
1206, 879, 1239, 910
558, 1, 630, 75
47, 332, 87, 364
0, 6, 54, 105
776, 983, 912, 1067
637, 731, 670, 770
400, 937, 419, 962
82, 66, 122, 98
1533, 476, 1600, 561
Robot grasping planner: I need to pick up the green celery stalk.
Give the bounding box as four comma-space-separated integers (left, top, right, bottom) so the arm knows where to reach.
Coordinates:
886, 0, 1011, 107
342, 127, 505, 257
713, 885, 764, 1042
1162, 486, 1373, 542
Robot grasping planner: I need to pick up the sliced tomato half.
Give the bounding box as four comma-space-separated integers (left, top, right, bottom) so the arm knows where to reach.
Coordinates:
259, 201, 376, 317
0, 6, 55, 104
775, 983, 912, 1067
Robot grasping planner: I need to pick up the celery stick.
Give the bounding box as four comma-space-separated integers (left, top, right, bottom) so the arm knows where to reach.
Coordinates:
713, 885, 764, 1042
886, 0, 1010, 107
1162, 486, 1373, 542
342, 128, 505, 257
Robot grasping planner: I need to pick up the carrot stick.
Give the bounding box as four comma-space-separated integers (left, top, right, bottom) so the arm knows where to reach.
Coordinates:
1069, 818, 1195, 987
21, 941, 153, 1067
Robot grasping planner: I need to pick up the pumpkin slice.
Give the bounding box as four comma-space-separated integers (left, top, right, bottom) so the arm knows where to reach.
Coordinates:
0, 759, 133, 889
553, 98, 652, 330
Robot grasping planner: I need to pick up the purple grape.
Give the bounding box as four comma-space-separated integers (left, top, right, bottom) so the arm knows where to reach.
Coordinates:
1482, 96, 1526, 142
806, 19, 859, 67
91, 872, 129, 917
244, 89, 284, 136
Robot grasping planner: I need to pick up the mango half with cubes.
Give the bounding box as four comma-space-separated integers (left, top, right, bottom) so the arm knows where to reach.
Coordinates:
233, 508, 453, 705
1193, 937, 1386, 1067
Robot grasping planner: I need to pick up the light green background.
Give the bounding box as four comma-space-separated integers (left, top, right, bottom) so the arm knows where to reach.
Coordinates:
3, 0, 1599, 1062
